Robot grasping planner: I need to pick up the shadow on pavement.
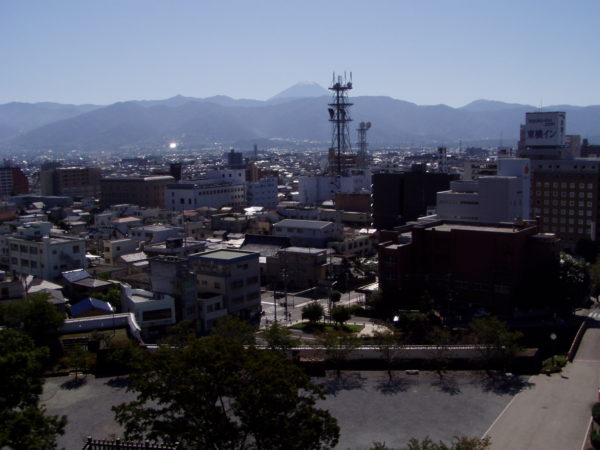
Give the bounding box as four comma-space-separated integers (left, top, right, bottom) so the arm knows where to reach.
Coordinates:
60, 377, 87, 390
477, 373, 534, 395
321, 372, 367, 396
375, 374, 413, 395
431, 374, 462, 395
105, 377, 130, 388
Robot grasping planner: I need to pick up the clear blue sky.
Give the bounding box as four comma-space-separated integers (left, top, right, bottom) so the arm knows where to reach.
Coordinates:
1, 0, 599, 107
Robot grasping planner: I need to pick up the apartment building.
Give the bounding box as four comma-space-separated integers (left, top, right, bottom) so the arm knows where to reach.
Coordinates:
7, 222, 86, 280
190, 249, 261, 321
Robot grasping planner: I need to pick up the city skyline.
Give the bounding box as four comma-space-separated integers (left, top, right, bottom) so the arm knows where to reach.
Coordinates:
2, 0, 600, 107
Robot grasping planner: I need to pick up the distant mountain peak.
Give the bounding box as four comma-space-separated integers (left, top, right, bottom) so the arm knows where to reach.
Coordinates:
460, 99, 532, 111
268, 82, 329, 102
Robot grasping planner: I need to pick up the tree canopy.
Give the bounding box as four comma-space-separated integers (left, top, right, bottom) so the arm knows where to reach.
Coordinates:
0, 292, 64, 345
0, 328, 66, 449
113, 334, 339, 449
302, 301, 324, 323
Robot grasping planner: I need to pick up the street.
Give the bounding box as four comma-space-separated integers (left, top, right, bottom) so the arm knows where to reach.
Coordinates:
259, 287, 366, 328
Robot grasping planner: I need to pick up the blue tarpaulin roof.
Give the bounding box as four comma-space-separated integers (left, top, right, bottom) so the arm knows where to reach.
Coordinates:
71, 297, 114, 317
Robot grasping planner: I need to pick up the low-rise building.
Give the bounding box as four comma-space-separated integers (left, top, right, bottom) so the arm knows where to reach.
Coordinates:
103, 238, 138, 265
273, 219, 339, 247
121, 284, 176, 338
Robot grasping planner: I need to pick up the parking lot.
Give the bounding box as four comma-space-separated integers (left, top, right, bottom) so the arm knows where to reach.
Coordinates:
42, 370, 524, 449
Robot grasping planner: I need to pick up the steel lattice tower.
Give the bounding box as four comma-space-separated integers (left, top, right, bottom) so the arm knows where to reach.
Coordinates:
327, 73, 353, 176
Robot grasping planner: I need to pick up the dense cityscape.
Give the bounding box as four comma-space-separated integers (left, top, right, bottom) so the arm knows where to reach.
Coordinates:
3, 1, 600, 448
2, 73, 600, 450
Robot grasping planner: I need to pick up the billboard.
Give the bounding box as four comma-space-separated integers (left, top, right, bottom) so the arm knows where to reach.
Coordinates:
524, 112, 565, 147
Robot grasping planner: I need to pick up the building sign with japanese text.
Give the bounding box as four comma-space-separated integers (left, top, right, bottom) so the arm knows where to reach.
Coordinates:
524, 112, 565, 147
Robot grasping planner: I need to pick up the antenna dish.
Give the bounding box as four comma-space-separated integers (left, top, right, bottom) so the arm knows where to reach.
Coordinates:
366, 122, 371, 129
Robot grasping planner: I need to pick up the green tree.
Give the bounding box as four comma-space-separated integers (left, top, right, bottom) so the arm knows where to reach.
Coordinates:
316, 329, 359, 378
92, 286, 121, 312
211, 315, 256, 346
427, 326, 452, 378
113, 335, 339, 449
302, 301, 324, 323
0, 292, 64, 346
402, 436, 491, 450
470, 316, 522, 371
331, 305, 352, 327
330, 290, 342, 304
558, 252, 591, 312
260, 321, 299, 353
65, 344, 95, 379
372, 329, 402, 381
0, 328, 66, 449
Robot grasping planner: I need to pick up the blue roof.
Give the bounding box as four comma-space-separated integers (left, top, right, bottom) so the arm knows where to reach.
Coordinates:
62, 269, 91, 284
71, 297, 114, 317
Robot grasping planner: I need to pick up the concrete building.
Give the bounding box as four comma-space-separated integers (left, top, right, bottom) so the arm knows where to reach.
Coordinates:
529, 159, 600, 246
273, 219, 339, 247
103, 238, 138, 265
265, 247, 330, 292
190, 249, 261, 321
129, 225, 182, 245
226, 148, 246, 169
298, 169, 371, 205
7, 222, 86, 280
149, 255, 199, 324
0, 167, 29, 198
100, 176, 174, 208
246, 176, 278, 208
41, 166, 101, 198
165, 182, 246, 211
436, 177, 524, 223
121, 284, 176, 338
462, 161, 497, 181
372, 168, 457, 230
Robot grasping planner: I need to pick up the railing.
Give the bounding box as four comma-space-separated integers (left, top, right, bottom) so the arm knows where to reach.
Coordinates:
82, 437, 181, 450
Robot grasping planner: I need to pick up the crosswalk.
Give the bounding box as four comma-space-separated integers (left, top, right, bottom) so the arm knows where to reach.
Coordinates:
588, 311, 600, 319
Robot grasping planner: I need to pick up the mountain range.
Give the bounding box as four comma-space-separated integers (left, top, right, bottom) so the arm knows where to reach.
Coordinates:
1, 83, 599, 154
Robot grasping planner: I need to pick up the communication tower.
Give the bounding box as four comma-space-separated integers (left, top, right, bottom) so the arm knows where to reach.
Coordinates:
357, 121, 371, 167
328, 73, 353, 175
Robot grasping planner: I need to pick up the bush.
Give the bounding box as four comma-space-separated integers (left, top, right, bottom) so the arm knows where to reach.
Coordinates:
592, 402, 600, 425
591, 429, 600, 450
541, 355, 567, 373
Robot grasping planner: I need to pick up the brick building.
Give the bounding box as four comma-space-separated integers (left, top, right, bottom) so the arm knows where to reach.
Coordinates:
378, 220, 559, 318
100, 176, 174, 208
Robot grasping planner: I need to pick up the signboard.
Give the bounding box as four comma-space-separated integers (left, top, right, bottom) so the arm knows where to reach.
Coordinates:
524, 112, 565, 147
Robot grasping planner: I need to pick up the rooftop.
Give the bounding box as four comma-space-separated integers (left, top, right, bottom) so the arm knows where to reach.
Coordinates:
192, 249, 258, 263
425, 223, 530, 234
274, 218, 333, 229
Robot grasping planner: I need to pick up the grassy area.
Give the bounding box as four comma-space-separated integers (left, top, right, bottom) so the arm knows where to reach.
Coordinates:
291, 321, 364, 334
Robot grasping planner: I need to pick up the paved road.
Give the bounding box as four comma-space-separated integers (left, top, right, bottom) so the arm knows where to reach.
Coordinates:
485, 327, 600, 450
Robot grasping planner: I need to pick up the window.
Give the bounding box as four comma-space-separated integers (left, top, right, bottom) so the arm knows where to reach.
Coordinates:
73, 245, 80, 254
214, 282, 221, 289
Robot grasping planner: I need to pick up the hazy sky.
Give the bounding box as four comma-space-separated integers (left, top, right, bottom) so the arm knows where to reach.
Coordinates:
2, 0, 599, 107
